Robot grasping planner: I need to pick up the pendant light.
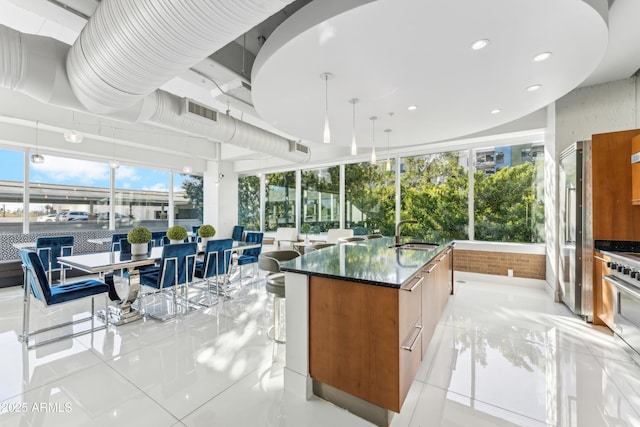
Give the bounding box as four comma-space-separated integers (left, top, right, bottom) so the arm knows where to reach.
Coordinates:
30, 121, 45, 164
349, 98, 359, 155
321, 72, 333, 144
385, 129, 392, 171
64, 111, 83, 143
370, 116, 378, 164
109, 127, 120, 169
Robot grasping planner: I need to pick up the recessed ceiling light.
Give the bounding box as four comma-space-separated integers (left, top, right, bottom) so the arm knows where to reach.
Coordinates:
407, 105, 417, 111
533, 52, 552, 62
526, 84, 542, 92
471, 39, 489, 50
490, 109, 501, 114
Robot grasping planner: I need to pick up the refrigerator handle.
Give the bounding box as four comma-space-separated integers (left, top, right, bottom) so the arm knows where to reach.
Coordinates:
565, 187, 576, 244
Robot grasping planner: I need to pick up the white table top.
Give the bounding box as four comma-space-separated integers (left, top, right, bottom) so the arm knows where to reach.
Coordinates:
58, 247, 164, 274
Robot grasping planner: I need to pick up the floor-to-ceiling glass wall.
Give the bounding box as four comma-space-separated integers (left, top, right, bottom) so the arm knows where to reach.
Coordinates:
400, 151, 469, 241
344, 160, 395, 235
301, 166, 340, 233
473, 143, 545, 242
114, 165, 169, 231
265, 171, 296, 231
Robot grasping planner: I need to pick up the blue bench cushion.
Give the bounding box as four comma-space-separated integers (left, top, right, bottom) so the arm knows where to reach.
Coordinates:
48, 279, 109, 304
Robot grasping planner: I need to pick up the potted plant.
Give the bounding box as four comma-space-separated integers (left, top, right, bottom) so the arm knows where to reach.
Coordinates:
198, 224, 216, 246
167, 225, 188, 244
127, 226, 152, 255
300, 223, 311, 243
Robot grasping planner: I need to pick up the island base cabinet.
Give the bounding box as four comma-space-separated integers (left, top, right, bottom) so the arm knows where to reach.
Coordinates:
309, 275, 421, 414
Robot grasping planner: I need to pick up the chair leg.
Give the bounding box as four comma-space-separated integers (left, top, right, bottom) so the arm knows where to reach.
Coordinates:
20, 283, 31, 345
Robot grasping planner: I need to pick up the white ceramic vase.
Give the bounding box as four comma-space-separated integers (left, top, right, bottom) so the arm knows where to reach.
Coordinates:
131, 243, 147, 255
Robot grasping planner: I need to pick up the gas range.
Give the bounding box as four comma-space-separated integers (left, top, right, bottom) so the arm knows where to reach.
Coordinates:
601, 251, 640, 290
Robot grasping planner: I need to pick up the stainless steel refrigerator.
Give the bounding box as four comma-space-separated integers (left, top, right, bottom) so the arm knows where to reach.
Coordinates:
558, 141, 593, 320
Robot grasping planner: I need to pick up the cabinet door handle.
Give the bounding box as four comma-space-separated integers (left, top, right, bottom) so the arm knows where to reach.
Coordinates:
422, 264, 437, 274
402, 325, 423, 351
401, 275, 423, 292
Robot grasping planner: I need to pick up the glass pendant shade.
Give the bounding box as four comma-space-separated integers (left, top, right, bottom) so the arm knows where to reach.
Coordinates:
109, 159, 120, 169
64, 129, 83, 143
386, 158, 391, 171
351, 132, 357, 155
371, 146, 377, 165
182, 165, 193, 174
321, 72, 332, 144
30, 153, 45, 164
323, 113, 331, 144
349, 98, 359, 155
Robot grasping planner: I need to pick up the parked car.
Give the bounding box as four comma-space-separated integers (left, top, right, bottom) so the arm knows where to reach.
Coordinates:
96, 212, 136, 226
58, 211, 89, 221
36, 213, 58, 222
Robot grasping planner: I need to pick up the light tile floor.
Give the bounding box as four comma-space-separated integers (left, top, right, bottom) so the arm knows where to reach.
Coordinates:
1, 276, 639, 426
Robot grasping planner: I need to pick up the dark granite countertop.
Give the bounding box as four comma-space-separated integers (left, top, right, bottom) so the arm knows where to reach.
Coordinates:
280, 236, 453, 288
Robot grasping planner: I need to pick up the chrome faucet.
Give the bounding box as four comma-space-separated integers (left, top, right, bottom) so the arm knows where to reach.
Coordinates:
395, 219, 417, 245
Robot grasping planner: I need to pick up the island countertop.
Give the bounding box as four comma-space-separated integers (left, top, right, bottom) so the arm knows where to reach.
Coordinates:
279, 236, 453, 288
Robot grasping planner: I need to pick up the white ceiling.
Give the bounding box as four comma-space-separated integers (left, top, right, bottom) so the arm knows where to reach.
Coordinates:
1, 0, 640, 169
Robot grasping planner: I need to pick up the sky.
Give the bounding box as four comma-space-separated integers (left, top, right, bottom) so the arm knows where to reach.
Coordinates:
0, 149, 190, 192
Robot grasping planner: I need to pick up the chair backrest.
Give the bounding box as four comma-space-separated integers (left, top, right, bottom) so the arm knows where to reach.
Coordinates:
258, 250, 300, 273
326, 229, 353, 244
151, 231, 166, 247
202, 238, 233, 278
35, 236, 74, 271
192, 226, 201, 235
231, 225, 245, 242
338, 236, 367, 243
119, 239, 152, 256
19, 249, 51, 304
158, 242, 197, 288
311, 242, 335, 250
111, 233, 129, 251
274, 227, 298, 247
243, 232, 263, 257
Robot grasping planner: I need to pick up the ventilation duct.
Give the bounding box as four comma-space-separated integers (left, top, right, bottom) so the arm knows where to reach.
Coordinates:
0, 16, 311, 163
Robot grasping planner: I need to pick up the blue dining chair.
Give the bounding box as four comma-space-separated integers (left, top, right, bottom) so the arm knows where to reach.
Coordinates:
110, 233, 129, 252
192, 238, 233, 305
35, 235, 74, 285
139, 242, 197, 320
18, 249, 109, 349
231, 225, 244, 242
192, 226, 201, 243
237, 232, 263, 279
151, 231, 166, 247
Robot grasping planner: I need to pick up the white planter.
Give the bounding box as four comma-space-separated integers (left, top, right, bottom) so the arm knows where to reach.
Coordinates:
170, 239, 183, 244
200, 237, 211, 247
131, 243, 148, 255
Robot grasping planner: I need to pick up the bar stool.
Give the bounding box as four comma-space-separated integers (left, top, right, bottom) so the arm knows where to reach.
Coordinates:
258, 250, 300, 357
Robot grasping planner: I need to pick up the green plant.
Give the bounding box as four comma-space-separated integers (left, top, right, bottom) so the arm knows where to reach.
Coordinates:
198, 224, 216, 238
300, 223, 311, 234
127, 227, 152, 244
167, 225, 188, 241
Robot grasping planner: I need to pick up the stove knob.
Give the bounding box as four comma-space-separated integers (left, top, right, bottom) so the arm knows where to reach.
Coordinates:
631, 271, 638, 279
624, 267, 631, 275
607, 261, 612, 268
618, 264, 625, 272
610, 262, 618, 270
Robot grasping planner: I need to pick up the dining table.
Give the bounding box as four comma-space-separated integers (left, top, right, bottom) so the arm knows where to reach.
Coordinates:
58, 247, 164, 325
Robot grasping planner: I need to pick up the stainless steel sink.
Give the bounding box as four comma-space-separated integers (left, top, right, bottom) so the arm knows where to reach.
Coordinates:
389, 242, 438, 251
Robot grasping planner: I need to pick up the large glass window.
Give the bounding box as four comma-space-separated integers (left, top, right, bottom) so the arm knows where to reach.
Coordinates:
301, 166, 339, 233
238, 175, 260, 231
265, 171, 296, 232
345, 161, 395, 235
0, 148, 24, 234
173, 173, 203, 231
29, 154, 110, 232
400, 151, 469, 241
114, 165, 169, 231
473, 143, 545, 242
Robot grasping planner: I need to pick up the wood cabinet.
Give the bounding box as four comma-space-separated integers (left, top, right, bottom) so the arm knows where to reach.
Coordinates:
308, 246, 452, 414
593, 251, 614, 329
632, 135, 640, 205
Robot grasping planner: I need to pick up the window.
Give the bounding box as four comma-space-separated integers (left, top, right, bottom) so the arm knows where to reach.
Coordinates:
265, 171, 296, 232
114, 165, 169, 230
301, 166, 339, 233
474, 143, 545, 242
0, 148, 24, 233
400, 151, 469, 241
173, 173, 203, 231
344, 161, 395, 235
238, 175, 261, 231
29, 155, 110, 231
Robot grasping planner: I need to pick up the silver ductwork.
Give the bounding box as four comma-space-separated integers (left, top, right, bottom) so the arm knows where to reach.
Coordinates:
0, 0, 311, 163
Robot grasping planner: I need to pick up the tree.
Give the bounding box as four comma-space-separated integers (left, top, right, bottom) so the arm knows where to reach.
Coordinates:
181, 175, 203, 221
238, 175, 260, 230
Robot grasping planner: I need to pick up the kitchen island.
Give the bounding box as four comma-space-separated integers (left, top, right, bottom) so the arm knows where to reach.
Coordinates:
280, 237, 453, 426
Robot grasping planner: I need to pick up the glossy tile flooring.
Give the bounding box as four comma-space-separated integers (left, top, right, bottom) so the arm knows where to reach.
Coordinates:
1, 276, 639, 426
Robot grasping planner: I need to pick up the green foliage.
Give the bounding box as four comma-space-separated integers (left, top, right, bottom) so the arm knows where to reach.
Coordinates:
238, 175, 260, 230
300, 223, 311, 234
167, 225, 187, 241
181, 175, 203, 221
198, 224, 216, 238
127, 227, 151, 244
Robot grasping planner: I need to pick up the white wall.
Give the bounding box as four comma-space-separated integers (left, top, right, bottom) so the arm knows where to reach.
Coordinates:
203, 159, 238, 239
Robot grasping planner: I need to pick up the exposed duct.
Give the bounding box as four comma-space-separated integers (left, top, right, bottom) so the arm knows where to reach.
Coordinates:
0, 0, 311, 163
